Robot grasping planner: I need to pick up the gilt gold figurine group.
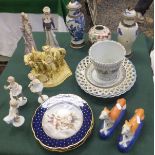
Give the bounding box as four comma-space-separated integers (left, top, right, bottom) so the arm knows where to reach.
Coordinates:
24, 46, 72, 87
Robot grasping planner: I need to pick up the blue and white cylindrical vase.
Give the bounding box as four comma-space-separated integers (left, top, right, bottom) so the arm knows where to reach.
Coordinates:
117, 9, 138, 57
66, 0, 85, 48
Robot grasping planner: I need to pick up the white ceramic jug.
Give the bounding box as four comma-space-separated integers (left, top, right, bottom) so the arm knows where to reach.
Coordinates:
117, 9, 138, 56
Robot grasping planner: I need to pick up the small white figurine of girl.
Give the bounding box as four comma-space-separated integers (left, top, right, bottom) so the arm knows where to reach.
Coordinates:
4, 76, 27, 107
3, 98, 25, 127
28, 73, 48, 104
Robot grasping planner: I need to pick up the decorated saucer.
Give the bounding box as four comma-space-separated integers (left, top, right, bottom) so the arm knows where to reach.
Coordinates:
31, 94, 94, 151
75, 56, 136, 98
86, 63, 126, 88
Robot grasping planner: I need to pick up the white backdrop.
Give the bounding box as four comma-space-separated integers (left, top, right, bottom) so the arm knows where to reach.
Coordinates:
0, 13, 68, 57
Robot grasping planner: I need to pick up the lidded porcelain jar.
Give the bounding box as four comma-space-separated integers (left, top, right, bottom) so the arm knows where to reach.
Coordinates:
66, 0, 85, 48
88, 25, 111, 44
117, 9, 138, 56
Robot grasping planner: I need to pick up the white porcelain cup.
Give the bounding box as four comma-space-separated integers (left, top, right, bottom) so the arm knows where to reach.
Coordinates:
89, 40, 126, 81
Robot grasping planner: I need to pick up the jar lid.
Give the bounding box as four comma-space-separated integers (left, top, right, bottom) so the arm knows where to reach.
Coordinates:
67, 1, 82, 10
123, 9, 136, 19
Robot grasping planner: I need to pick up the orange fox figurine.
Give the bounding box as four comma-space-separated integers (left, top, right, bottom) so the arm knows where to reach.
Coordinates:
99, 98, 126, 121
124, 108, 144, 134
99, 98, 126, 138
109, 98, 126, 121
118, 108, 145, 152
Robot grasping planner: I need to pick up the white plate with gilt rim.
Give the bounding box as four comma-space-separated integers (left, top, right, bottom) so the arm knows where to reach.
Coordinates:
75, 56, 136, 98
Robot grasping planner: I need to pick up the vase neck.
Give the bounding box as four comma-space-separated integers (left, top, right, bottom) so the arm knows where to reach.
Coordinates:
122, 19, 135, 26
68, 9, 81, 16
122, 9, 136, 26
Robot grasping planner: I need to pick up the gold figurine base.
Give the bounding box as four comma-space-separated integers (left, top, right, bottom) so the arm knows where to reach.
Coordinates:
30, 61, 72, 87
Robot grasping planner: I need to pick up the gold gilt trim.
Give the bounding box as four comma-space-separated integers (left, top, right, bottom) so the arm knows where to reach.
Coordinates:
41, 123, 94, 152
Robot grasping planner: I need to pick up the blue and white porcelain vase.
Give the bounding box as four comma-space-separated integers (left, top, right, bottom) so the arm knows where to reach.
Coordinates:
66, 0, 85, 48
117, 9, 138, 57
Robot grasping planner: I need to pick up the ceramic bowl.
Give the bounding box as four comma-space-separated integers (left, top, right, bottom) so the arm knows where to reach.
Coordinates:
89, 40, 126, 81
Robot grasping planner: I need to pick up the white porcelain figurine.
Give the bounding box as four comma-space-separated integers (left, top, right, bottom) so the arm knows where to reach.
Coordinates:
28, 73, 48, 104
99, 98, 126, 139
3, 98, 25, 127
42, 6, 59, 47
21, 12, 37, 54
4, 76, 27, 107
117, 108, 144, 152
117, 9, 138, 57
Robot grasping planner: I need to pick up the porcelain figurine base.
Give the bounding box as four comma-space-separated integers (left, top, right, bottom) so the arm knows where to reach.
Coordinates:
3, 116, 12, 124
117, 108, 144, 152
13, 116, 25, 127
38, 95, 49, 104
99, 109, 126, 139
4, 115, 25, 127
17, 97, 27, 107
30, 61, 72, 87
117, 121, 143, 152
70, 41, 85, 49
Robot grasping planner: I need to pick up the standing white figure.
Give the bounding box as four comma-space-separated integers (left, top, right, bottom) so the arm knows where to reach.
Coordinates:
4, 76, 27, 107
21, 12, 37, 54
3, 98, 25, 127
42, 6, 59, 47
28, 73, 48, 104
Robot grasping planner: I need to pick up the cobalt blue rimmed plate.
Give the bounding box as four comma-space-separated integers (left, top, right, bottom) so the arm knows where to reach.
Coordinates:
31, 94, 94, 151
